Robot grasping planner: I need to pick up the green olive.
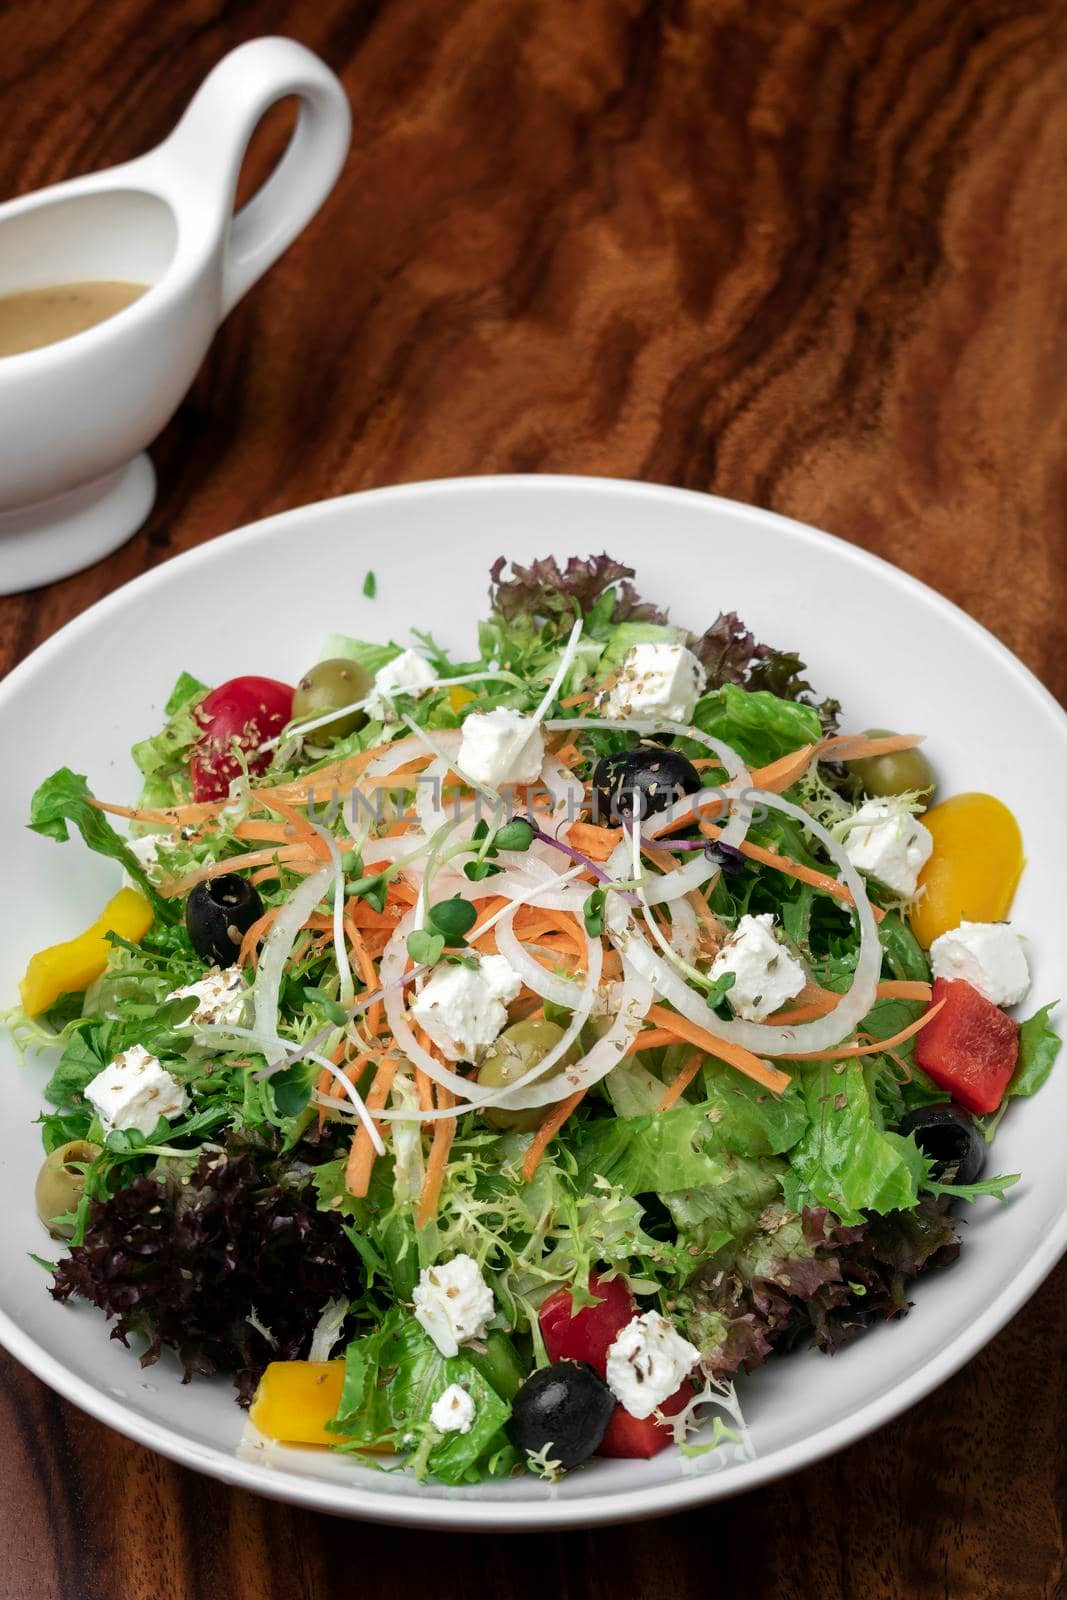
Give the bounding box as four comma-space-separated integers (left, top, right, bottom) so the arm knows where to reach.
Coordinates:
478, 1019, 579, 1131
847, 728, 936, 799
35, 1140, 100, 1238
291, 658, 373, 743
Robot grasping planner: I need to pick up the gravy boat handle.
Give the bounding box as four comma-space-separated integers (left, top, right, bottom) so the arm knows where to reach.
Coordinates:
151, 36, 351, 317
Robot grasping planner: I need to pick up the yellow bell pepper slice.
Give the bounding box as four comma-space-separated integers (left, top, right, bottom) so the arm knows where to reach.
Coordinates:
19, 887, 154, 1016
910, 793, 1025, 948
449, 684, 477, 714
250, 1361, 348, 1446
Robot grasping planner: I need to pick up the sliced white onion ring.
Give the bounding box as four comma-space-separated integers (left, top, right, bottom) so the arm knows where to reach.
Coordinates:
253, 865, 333, 1067
607, 789, 880, 1057
495, 911, 585, 1010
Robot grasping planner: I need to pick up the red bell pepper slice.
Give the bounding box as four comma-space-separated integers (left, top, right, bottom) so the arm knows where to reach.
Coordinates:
915, 978, 1019, 1115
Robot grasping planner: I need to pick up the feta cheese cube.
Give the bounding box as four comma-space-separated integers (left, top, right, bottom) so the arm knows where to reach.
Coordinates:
708, 912, 806, 1021
122, 831, 170, 889
602, 641, 707, 724
166, 967, 249, 1027
430, 1383, 476, 1434
84, 1044, 189, 1137
366, 648, 437, 720
413, 1254, 495, 1357
930, 921, 1031, 1007
605, 1312, 699, 1419
843, 799, 933, 899
409, 953, 521, 1062
458, 708, 545, 789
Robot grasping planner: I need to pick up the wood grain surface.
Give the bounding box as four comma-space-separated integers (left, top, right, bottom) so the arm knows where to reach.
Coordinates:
1, 1, 1065, 1595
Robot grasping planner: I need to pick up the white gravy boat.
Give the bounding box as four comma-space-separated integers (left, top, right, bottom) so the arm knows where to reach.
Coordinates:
0, 37, 351, 594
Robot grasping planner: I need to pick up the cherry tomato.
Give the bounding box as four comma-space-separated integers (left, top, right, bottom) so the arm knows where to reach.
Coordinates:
596, 1380, 692, 1459
539, 1273, 634, 1377
190, 676, 294, 802
909, 792, 1024, 948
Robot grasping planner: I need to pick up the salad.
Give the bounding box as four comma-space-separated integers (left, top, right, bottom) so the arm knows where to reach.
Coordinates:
7, 552, 1060, 1487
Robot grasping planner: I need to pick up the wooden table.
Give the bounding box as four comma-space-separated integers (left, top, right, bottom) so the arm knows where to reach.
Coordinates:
2, 2, 1066, 1595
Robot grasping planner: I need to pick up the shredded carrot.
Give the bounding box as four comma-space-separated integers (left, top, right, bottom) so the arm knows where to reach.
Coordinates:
559, 690, 593, 709
413, 1029, 437, 1116
315, 1037, 352, 1120
360, 764, 439, 790
693, 820, 887, 923
327, 1049, 376, 1101
657, 1050, 705, 1112
416, 1084, 457, 1228
625, 1028, 681, 1056
744, 733, 924, 795
522, 1089, 587, 1181
232, 821, 300, 844
238, 907, 280, 969
750, 744, 820, 794
160, 843, 317, 898
551, 741, 582, 768
344, 914, 383, 1035
643, 1003, 791, 1094
820, 732, 924, 762
566, 821, 621, 861
777, 998, 943, 1060
757, 978, 933, 1027
345, 1056, 400, 1197
875, 980, 933, 1003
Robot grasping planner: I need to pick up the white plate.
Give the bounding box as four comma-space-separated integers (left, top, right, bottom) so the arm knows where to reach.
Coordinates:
1, 475, 1064, 1530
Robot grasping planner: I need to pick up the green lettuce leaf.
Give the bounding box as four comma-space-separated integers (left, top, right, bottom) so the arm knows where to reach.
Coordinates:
318, 633, 402, 677
662, 1157, 784, 1258
130, 671, 206, 809
693, 683, 822, 767
29, 768, 173, 920
331, 1309, 516, 1484
575, 1102, 733, 1193
784, 1060, 928, 1225
1007, 1002, 1062, 1098
877, 914, 931, 983
600, 620, 680, 669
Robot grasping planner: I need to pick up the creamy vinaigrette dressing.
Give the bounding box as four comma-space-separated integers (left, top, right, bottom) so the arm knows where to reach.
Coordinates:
0, 281, 147, 356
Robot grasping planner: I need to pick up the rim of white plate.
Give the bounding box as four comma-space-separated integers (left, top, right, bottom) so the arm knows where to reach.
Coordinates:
1, 474, 1065, 1530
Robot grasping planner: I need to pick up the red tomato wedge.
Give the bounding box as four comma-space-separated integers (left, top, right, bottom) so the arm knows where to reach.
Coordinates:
190, 676, 294, 802
596, 1380, 692, 1459
539, 1273, 634, 1377
915, 977, 1020, 1115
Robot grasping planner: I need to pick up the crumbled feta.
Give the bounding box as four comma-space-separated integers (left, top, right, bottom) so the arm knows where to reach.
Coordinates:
930, 921, 1031, 1007
601, 641, 707, 724
366, 648, 437, 720
84, 1044, 189, 1137
458, 708, 545, 789
605, 1312, 699, 1420
412, 1254, 495, 1357
166, 967, 249, 1027
410, 953, 521, 1062
430, 1383, 477, 1434
843, 799, 933, 899
708, 912, 806, 1021
122, 831, 169, 888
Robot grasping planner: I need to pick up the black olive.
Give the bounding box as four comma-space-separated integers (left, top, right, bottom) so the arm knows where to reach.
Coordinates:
509, 1360, 615, 1470
898, 1104, 987, 1185
185, 874, 264, 965
592, 745, 701, 825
